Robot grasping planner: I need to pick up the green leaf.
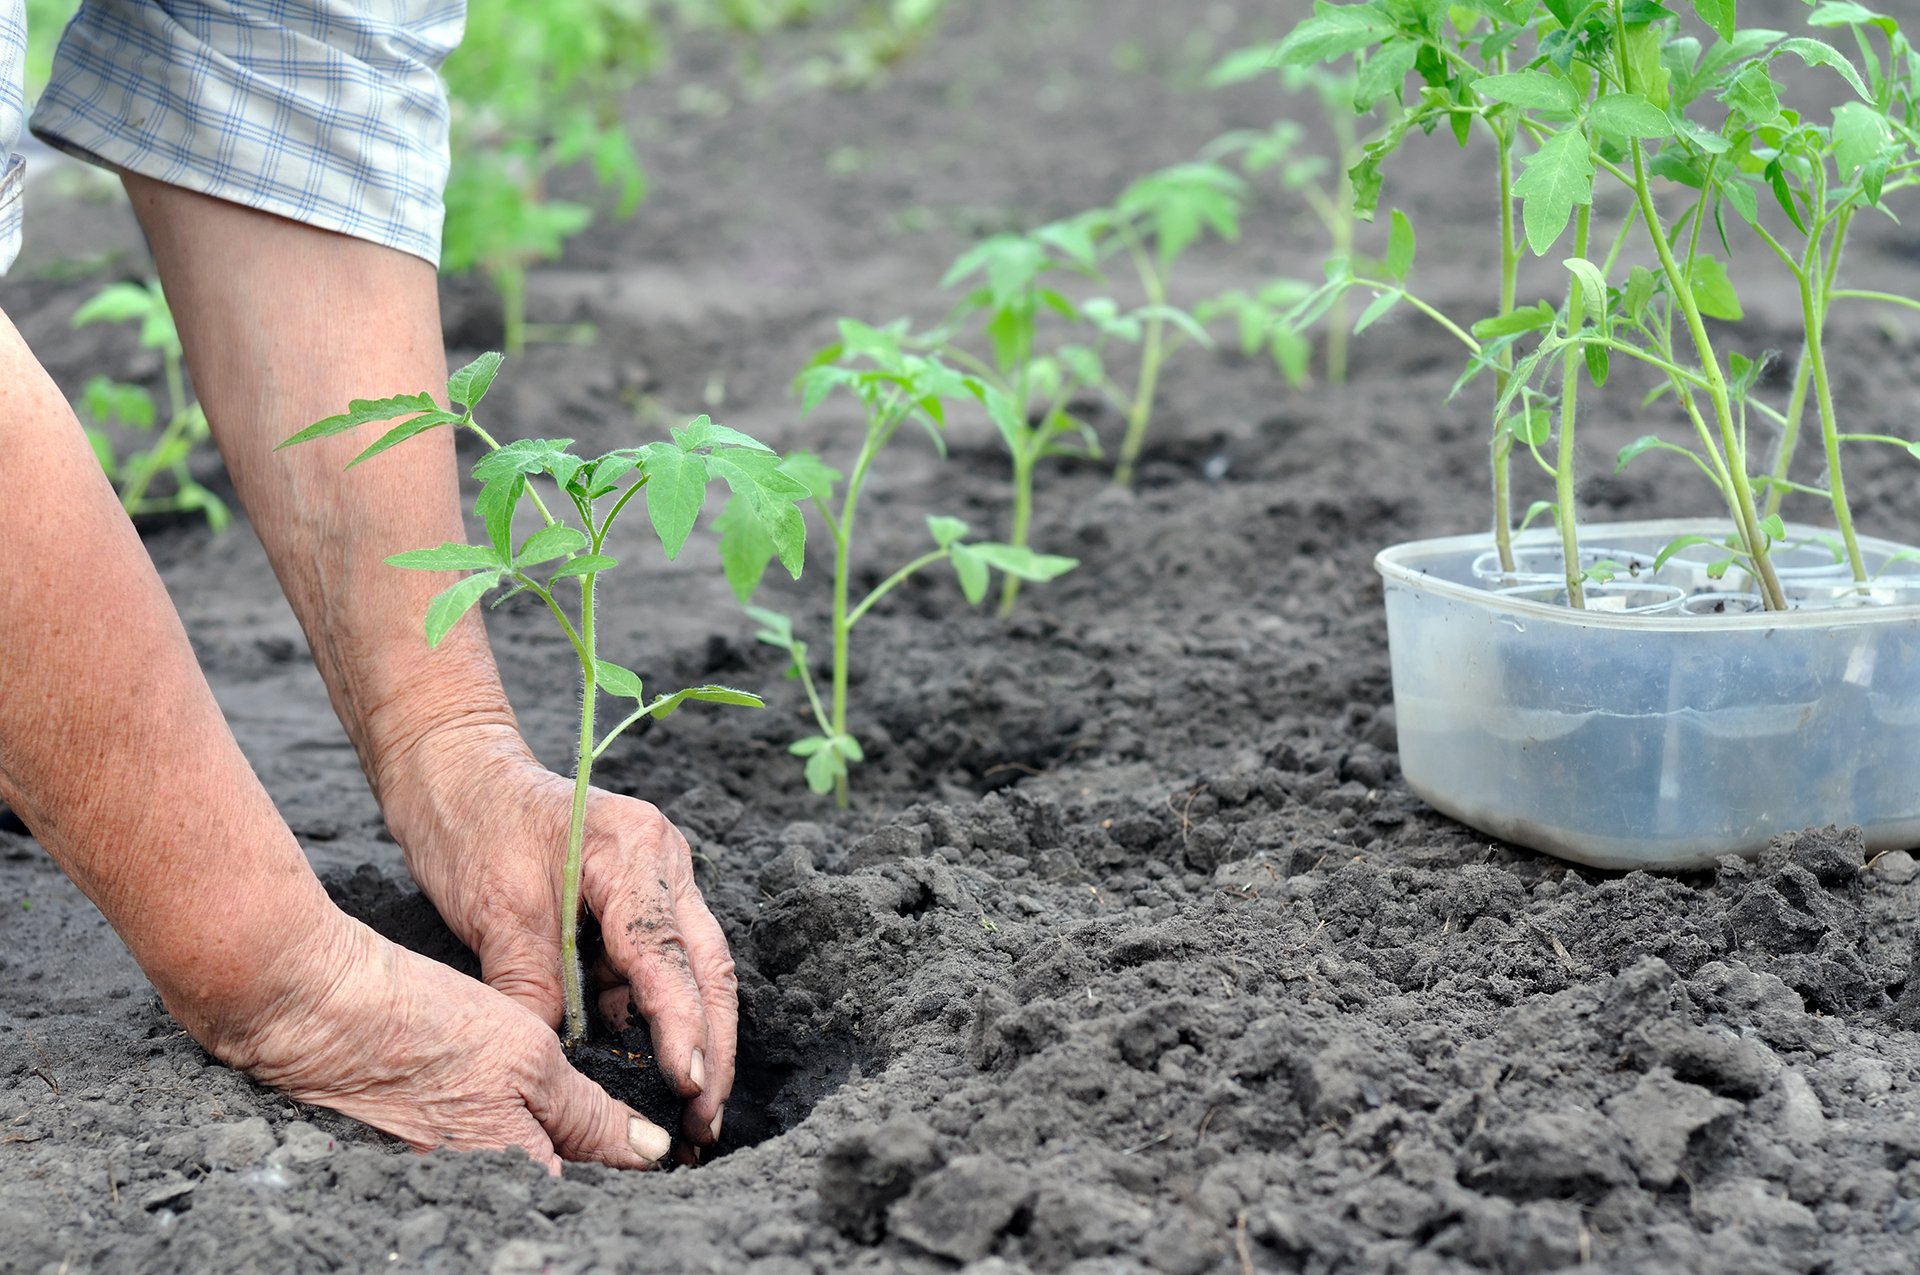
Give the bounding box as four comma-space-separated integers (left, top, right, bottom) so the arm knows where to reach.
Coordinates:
1585, 343, 1611, 387
788, 734, 832, 757
550, 554, 618, 580
971, 543, 1079, 582
637, 442, 708, 559
706, 449, 809, 580
346, 411, 465, 468
746, 606, 797, 652
1472, 301, 1558, 339
1687, 256, 1744, 321
1512, 130, 1594, 256
1354, 290, 1402, 334
1759, 513, 1787, 542
833, 734, 865, 762
1618, 434, 1694, 471
1589, 93, 1672, 139
1563, 258, 1609, 327
386, 543, 508, 572
1773, 38, 1871, 101
673, 415, 776, 455
1720, 63, 1781, 125
423, 572, 504, 647
475, 475, 525, 559
950, 543, 990, 605
72, 282, 160, 329
645, 684, 765, 718
1385, 209, 1416, 282
1504, 406, 1554, 445
778, 452, 842, 506
1275, 5, 1397, 66
1652, 534, 1723, 571
471, 438, 582, 487
447, 353, 505, 413
1474, 70, 1581, 112
1692, 0, 1735, 42
594, 660, 645, 700
802, 746, 843, 796
715, 493, 775, 604
1832, 101, 1893, 183
516, 523, 588, 568
1624, 266, 1658, 323
927, 515, 970, 548
279, 392, 440, 449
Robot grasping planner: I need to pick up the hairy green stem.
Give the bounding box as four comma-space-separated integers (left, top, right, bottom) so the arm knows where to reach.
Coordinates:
1630, 142, 1785, 610
561, 571, 598, 1047
1114, 240, 1168, 488
849, 548, 949, 629
1556, 206, 1593, 609
1800, 216, 1868, 584
997, 450, 1035, 616
1493, 124, 1520, 573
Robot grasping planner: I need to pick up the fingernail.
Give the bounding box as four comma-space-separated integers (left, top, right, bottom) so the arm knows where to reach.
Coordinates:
689, 1048, 707, 1094
628, 1116, 672, 1164
709, 1107, 725, 1143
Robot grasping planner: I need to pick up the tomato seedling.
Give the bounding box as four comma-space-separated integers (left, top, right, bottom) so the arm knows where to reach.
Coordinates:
1273, 0, 1920, 611
719, 321, 1075, 803
70, 281, 228, 530
280, 353, 806, 1047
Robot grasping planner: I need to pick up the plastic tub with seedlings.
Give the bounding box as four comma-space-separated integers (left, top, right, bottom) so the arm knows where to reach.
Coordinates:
1378, 520, 1920, 869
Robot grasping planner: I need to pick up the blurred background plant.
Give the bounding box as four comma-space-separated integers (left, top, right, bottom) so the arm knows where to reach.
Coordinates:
69, 281, 228, 530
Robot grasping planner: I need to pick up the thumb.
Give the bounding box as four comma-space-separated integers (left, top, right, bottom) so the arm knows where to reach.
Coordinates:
525, 1045, 676, 1171
478, 924, 567, 1030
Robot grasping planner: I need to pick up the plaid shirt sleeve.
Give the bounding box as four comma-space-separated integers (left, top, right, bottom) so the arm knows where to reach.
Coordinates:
27, 0, 464, 268
1, 0, 25, 277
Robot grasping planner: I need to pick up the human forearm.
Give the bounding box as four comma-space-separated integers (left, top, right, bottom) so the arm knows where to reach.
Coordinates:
0, 308, 350, 1056
122, 177, 536, 825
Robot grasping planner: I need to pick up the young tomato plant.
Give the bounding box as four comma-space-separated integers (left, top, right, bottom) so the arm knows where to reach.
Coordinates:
719, 321, 1075, 804
1275, 0, 1920, 612
71, 281, 228, 530
279, 353, 806, 1047
918, 217, 1105, 615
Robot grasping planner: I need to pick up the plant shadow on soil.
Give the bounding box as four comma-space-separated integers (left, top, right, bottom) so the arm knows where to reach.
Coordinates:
323, 865, 872, 1165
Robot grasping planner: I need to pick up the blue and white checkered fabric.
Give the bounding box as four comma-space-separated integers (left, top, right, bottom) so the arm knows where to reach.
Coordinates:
0, 0, 461, 278
1, 0, 26, 276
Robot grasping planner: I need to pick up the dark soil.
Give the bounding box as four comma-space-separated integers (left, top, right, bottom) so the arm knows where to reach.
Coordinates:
11, 1, 1920, 1271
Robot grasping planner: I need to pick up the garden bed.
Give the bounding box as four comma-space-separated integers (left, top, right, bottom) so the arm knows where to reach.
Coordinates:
9, 1, 1920, 1271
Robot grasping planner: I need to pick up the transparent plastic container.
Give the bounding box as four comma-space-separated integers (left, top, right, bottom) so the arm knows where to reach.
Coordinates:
1377, 519, 1920, 869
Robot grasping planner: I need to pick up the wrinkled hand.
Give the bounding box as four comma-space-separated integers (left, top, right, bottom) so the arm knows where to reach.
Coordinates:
214, 916, 675, 1174
384, 732, 736, 1150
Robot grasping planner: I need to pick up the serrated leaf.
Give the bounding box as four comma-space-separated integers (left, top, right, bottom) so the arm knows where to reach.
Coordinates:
635, 441, 707, 559
1720, 63, 1781, 125
1773, 37, 1871, 101
471, 438, 581, 486
1386, 209, 1416, 282
386, 543, 508, 572
594, 660, 645, 700
346, 411, 465, 468
1512, 130, 1594, 256
423, 572, 504, 647
516, 523, 588, 568
1589, 93, 1672, 139
279, 392, 441, 449
950, 543, 990, 605
447, 352, 504, 413
475, 475, 524, 559
778, 452, 842, 506
1474, 69, 1581, 112
1275, 6, 1396, 66
1832, 101, 1893, 183
673, 415, 774, 454
707, 450, 808, 580
646, 684, 764, 718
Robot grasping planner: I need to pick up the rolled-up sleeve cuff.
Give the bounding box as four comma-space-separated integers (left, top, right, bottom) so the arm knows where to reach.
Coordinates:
28, 0, 461, 267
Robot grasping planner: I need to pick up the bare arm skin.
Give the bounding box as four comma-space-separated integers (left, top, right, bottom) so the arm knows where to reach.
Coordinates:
0, 308, 667, 1171
123, 177, 734, 1148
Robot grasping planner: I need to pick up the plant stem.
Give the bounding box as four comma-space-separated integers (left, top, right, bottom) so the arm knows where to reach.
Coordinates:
1493, 123, 1520, 572
498, 264, 528, 358
1114, 240, 1168, 488
997, 448, 1035, 616
560, 572, 598, 1047
1629, 141, 1785, 610
829, 420, 889, 807
1555, 206, 1594, 609
848, 548, 949, 628
1800, 213, 1868, 583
